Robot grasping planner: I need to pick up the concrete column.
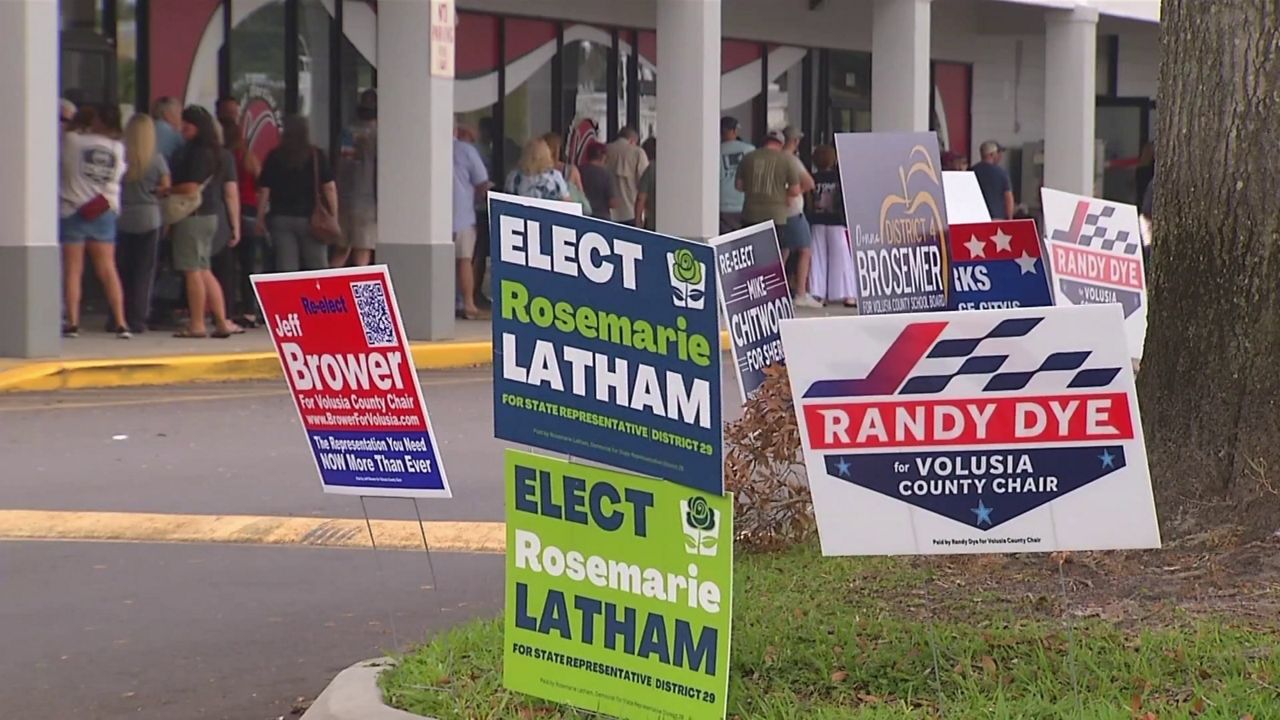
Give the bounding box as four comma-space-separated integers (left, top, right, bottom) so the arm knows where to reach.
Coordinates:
656, 0, 719, 241
0, 0, 59, 358
1044, 7, 1098, 195
377, 0, 455, 339
871, 0, 931, 132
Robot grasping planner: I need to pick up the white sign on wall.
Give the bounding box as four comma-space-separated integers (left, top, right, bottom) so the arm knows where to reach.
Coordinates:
942, 171, 992, 224
780, 305, 1160, 556
430, 0, 456, 78
1041, 187, 1148, 360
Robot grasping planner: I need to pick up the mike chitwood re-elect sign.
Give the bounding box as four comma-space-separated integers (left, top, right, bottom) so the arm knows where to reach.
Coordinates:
253, 267, 450, 498
710, 221, 794, 401
780, 305, 1160, 555
835, 131, 950, 315
504, 449, 732, 720
490, 197, 722, 494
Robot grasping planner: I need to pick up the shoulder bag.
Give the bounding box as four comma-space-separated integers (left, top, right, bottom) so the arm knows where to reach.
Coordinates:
309, 148, 344, 246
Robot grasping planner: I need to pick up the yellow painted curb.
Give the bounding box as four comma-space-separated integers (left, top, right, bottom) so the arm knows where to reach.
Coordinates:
0, 509, 505, 553
0, 332, 731, 393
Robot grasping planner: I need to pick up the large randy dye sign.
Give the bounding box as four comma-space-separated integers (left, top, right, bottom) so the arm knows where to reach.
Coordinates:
780, 305, 1160, 556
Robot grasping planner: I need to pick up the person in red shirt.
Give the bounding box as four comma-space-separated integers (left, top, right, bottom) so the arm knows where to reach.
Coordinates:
217, 117, 265, 327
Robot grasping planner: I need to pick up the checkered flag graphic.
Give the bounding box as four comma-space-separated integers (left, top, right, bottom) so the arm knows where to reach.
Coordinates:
1051, 205, 1142, 255
899, 317, 1122, 394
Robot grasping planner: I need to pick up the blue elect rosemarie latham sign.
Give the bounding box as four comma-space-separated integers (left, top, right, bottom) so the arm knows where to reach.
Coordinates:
835, 131, 950, 315
489, 197, 723, 495
711, 221, 794, 401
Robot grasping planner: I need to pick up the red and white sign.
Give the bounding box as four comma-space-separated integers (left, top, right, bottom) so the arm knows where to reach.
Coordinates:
781, 305, 1159, 556
430, 0, 456, 79
253, 266, 451, 498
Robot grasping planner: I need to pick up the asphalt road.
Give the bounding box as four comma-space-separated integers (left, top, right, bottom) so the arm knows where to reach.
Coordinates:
0, 363, 743, 718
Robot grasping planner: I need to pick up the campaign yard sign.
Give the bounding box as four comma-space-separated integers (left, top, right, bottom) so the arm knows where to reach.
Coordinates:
253, 266, 450, 498
710, 221, 794, 402
504, 449, 732, 720
1041, 188, 1148, 360
490, 197, 722, 494
946, 219, 1053, 311
941, 171, 992, 224
780, 305, 1160, 556
835, 131, 950, 315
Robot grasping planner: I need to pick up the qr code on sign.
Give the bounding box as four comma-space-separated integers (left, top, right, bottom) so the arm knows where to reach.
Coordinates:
351, 280, 397, 347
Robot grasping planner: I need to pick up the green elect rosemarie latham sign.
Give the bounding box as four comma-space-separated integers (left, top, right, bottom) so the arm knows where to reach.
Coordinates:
504, 449, 733, 719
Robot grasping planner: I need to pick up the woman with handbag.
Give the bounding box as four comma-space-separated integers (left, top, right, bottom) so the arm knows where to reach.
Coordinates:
255, 115, 340, 272
167, 106, 240, 338
116, 113, 171, 334
59, 105, 131, 339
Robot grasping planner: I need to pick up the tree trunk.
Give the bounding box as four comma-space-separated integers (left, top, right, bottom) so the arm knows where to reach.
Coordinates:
1138, 0, 1280, 538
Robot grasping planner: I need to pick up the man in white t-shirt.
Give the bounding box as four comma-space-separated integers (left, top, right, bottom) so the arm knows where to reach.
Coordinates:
604, 127, 649, 224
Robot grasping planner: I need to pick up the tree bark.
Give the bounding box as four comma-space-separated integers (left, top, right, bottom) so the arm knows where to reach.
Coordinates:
1138, 0, 1280, 538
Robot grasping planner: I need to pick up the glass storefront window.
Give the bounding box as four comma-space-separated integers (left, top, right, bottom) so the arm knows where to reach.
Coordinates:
230, 0, 286, 160
637, 31, 657, 140
117, 0, 138, 117
339, 0, 378, 140
721, 40, 763, 144
299, 0, 333, 146
827, 50, 872, 135
503, 17, 556, 182
560, 24, 611, 148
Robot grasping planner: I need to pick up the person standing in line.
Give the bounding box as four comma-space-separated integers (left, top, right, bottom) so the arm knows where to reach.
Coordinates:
169, 106, 240, 338
151, 97, 185, 165
333, 91, 378, 268
453, 127, 492, 320
215, 96, 241, 125
807, 144, 857, 308
781, 126, 819, 307
970, 140, 1015, 220
737, 128, 806, 292
207, 119, 248, 328
719, 116, 754, 232
60, 99, 76, 134
634, 141, 657, 231
255, 115, 338, 272
115, 113, 171, 334
543, 132, 588, 213
604, 126, 648, 224
59, 105, 131, 338
578, 141, 620, 222
220, 117, 265, 326
504, 137, 571, 202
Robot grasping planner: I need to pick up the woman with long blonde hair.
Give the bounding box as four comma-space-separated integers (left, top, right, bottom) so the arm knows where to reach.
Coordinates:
504, 137, 571, 201
115, 112, 171, 333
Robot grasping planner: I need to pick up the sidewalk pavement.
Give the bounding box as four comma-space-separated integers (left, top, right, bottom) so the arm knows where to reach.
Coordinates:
0, 303, 859, 392
0, 319, 492, 392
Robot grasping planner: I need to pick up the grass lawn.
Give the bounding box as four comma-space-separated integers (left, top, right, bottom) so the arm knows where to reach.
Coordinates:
381, 543, 1280, 719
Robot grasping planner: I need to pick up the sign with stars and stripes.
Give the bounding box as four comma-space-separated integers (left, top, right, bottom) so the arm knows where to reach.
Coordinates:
1041, 188, 1148, 360
711, 221, 794, 402
946, 219, 1053, 311
780, 304, 1160, 555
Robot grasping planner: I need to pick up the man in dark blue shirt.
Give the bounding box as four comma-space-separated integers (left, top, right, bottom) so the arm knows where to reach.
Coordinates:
970, 140, 1015, 220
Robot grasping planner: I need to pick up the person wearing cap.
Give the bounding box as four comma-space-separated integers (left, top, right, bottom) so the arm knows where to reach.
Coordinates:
719, 116, 754, 232
779, 125, 819, 307
736, 129, 821, 301
970, 140, 1014, 220
332, 89, 378, 268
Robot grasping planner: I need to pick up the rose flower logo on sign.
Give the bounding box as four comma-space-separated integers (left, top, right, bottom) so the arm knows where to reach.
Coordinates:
781, 305, 1159, 556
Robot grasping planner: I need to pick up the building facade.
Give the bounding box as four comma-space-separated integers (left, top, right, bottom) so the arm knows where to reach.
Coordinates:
3, 0, 1159, 356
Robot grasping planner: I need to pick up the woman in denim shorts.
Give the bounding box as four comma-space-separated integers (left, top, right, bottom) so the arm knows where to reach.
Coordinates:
59, 105, 131, 338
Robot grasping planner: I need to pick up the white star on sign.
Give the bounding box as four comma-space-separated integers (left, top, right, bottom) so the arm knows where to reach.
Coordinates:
964, 235, 987, 259
991, 228, 1014, 253
1014, 251, 1039, 275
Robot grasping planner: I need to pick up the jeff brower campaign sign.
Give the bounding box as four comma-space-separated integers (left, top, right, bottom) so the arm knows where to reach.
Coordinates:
490, 196, 722, 494
253, 266, 450, 498
780, 304, 1160, 555
505, 449, 732, 720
